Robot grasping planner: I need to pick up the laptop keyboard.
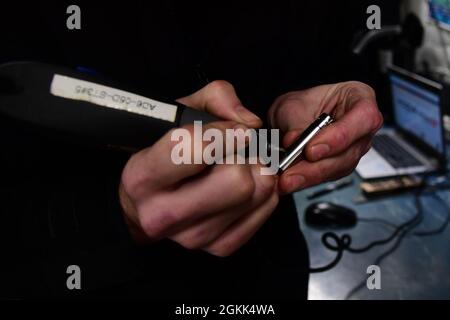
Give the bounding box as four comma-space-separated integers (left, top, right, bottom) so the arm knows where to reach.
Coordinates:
372, 134, 423, 169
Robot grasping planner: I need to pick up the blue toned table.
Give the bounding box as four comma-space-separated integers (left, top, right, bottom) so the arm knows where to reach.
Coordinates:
293, 146, 450, 300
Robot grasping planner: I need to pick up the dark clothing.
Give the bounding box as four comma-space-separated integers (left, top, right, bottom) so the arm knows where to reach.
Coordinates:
0, 0, 384, 299
0, 119, 308, 299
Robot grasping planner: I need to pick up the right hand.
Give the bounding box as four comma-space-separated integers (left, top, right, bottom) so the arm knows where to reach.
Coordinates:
119, 81, 279, 257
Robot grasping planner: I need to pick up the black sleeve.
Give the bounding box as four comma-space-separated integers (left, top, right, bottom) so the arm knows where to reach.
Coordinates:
0, 117, 144, 298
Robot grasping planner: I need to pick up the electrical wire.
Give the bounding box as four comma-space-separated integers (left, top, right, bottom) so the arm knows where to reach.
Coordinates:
344, 192, 425, 299
343, 185, 450, 299
358, 217, 399, 229
315, 1, 450, 294
308, 187, 424, 273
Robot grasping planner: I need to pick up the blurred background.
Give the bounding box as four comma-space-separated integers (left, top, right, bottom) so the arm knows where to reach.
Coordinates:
295, 0, 450, 300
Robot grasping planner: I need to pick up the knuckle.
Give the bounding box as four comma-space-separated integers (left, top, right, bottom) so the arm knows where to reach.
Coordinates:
348, 81, 376, 97
208, 80, 233, 96
170, 223, 216, 251
139, 203, 179, 239
277, 99, 298, 118
228, 165, 255, 200
362, 83, 376, 97
139, 214, 163, 240
306, 165, 325, 186
239, 179, 256, 201
334, 128, 349, 149
121, 153, 152, 198
206, 243, 235, 258
373, 111, 384, 132
188, 226, 214, 249
176, 237, 203, 251
362, 101, 383, 131
272, 96, 300, 127
121, 163, 139, 197
274, 91, 296, 107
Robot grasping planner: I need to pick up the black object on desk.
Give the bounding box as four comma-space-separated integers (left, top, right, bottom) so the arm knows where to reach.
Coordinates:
304, 201, 357, 228
294, 169, 450, 299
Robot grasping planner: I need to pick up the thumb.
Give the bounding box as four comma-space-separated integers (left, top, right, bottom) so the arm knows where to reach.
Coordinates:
177, 80, 262, 128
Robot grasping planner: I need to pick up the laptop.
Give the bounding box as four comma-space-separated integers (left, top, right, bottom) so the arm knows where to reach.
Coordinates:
356, 65, 447, 180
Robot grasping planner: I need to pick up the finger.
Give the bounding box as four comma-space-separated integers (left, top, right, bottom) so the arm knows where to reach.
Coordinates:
177, 80, 262, 128
168, 164, 277, 249
281, 129, 303, 149
268, 91, 318, 133
279, 137, 372, 194
122, 120, 249, 194
169, 203, 250, 251
203, 189, 279, 257
304, 98, 383, 162
137, 163, 256, 239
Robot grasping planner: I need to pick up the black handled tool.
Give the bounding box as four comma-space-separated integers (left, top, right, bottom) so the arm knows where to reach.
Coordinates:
0, 61, 219, 151
0, 61, 332, 174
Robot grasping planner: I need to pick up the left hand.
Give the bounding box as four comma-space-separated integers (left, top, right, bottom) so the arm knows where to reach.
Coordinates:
268, 81, 383, 194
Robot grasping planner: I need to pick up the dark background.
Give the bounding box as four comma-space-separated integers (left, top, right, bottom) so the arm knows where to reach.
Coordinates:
1, 1, 401, 111
0, 0, 403, 299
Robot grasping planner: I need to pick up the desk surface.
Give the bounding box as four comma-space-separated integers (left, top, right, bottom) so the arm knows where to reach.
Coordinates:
293, 159, 450, 300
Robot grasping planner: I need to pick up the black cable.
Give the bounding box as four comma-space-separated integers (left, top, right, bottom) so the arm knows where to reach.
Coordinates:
344, 193, 425, 299
307, 233, 349, 273
358, 217, 399, 229
344, 183, 450, 299
309, 188, 423, 273
308, 172, 449, 299
358, 193, 450, 237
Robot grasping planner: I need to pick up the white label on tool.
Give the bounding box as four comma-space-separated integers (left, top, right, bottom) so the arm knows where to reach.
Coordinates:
50, 74, 177, 122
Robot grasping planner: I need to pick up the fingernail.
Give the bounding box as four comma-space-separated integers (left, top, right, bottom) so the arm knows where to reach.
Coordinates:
287, 175, 305, 192
236, 105, 261, 124
311, 144, 330, 161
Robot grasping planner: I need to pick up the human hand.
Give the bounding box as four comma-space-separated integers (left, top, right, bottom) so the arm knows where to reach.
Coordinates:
268, 82, 383, 194
119, 81, 279, 256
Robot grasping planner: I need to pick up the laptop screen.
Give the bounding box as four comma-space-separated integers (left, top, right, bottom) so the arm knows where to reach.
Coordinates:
389, 73, 445, 155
